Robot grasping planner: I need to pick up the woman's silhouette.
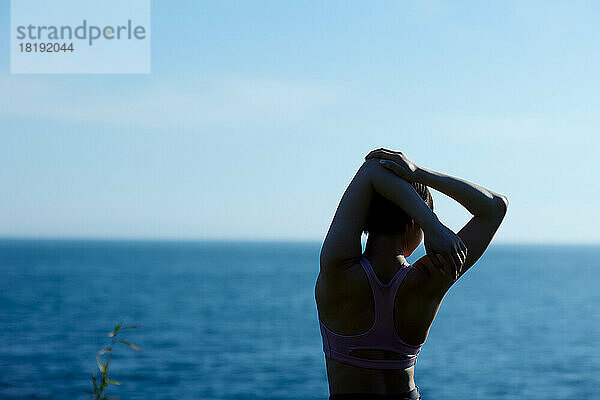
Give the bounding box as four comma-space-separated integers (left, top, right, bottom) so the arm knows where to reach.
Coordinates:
315, 148, 508, 399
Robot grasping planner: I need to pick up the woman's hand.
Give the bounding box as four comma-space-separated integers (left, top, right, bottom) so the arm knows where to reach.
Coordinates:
422, 222, 467, 281
365, 148, 419, 182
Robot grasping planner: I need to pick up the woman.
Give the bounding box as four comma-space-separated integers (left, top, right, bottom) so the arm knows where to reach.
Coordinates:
315, 148, 508, 399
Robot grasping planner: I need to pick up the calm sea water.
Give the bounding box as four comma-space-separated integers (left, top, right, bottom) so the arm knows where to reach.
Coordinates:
0, 240, 598, 400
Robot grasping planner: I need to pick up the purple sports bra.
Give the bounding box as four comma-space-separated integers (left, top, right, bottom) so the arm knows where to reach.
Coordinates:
318, 256, 424, 369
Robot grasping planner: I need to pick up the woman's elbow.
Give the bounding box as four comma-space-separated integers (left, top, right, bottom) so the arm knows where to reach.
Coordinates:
492, 194, 509, 220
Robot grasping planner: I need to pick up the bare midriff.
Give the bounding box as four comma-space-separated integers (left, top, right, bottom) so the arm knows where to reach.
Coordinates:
325, 356, 416, 395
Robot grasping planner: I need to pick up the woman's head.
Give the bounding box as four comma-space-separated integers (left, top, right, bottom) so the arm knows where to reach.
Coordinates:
363, 182, 434, 256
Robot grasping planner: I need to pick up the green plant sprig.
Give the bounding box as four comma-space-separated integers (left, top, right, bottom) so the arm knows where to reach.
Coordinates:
84, 322, 142, 400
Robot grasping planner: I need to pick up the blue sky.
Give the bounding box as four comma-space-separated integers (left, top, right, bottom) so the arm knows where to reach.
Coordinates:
1, 1, 599, 243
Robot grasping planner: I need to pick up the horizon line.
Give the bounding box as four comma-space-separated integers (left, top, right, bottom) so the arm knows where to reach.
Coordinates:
1, 236, 599, 247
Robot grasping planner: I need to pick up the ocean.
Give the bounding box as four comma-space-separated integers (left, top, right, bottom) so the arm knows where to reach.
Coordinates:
0, 240, 598, 400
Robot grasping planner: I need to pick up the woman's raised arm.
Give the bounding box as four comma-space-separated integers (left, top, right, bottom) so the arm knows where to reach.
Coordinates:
412, 166, 508, 274
320, 158, 464, 274
368, 149, 508, 285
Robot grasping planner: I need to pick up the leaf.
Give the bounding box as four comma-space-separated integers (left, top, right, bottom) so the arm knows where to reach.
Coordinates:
92, 373, 99, 392
114, 323, 122, 334
118, 339, 141, 352
96, 356, 104, 372
97, 347, 112, 355
107, 380, 121, 385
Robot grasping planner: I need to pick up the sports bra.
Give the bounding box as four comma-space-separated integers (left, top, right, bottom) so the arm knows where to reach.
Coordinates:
318, 256, 424, 369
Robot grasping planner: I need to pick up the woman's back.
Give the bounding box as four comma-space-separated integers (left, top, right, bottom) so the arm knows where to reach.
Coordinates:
315, 256, 436, 394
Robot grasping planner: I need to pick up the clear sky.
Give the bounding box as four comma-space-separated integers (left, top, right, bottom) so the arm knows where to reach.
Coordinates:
1, 1, 599, 243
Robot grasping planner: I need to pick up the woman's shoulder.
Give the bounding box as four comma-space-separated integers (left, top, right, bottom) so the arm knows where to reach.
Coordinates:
317, 259, 367, 289
403, 255, 454, 299
316, 260, 371, 303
